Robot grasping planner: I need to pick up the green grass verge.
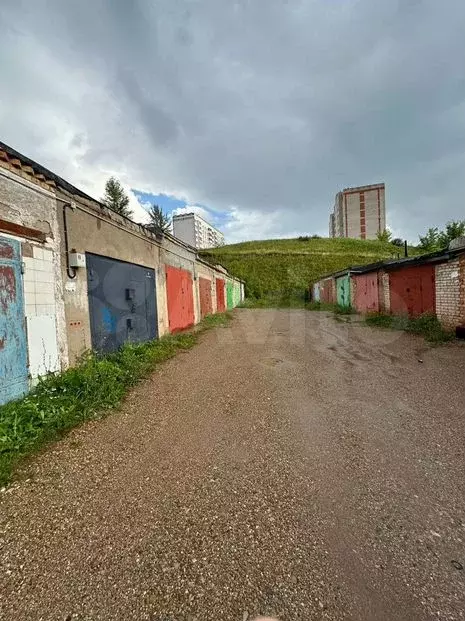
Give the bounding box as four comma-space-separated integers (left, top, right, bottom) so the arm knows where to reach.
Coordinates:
0, 313, 232, 486
365, 312, 454, 343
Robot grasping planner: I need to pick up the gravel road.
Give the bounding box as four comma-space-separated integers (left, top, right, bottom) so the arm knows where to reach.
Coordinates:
1, 309, 464, 621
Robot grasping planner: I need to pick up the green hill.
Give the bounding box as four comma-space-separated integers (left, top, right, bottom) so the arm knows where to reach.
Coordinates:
201, 237, 409, 299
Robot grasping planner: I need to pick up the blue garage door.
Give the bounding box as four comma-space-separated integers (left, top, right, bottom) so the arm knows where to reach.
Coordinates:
0, 236, 28, 404
86, 253, 157, 354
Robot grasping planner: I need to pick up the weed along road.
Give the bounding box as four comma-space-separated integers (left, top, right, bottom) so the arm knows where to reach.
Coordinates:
1, 310, 465, 621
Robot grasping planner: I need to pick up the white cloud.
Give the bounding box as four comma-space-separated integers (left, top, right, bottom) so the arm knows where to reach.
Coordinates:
127, 191, 151, 224
224, 207, 282, 244
172, 205, 210, 221
0, 0, 464, 243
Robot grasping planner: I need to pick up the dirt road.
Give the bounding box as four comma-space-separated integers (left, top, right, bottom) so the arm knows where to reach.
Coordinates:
1, 310, 464, 621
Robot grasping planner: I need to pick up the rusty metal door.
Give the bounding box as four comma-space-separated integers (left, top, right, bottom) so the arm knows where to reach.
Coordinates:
321, 278, 335, 304
0, 236, 28, 404
354, 273, 379, 313
216, 278, 225, 312
166, 265, 195, 332
86, 253, 157, 354
389, 265, 435, 317
199, 277, 213, 318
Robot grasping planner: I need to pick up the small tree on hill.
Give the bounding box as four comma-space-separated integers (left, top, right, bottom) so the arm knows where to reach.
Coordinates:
102, 177, 133, 218
146, 204, 171, 234
376, 228, 392, 243
418, 227, 440, 252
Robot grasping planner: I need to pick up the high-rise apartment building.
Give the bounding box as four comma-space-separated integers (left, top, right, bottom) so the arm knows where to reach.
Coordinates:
329, 183, 386, 240
172, 212, 225, 249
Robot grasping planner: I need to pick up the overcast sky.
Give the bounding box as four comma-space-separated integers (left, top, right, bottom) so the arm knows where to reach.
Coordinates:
1, 0, 464, 243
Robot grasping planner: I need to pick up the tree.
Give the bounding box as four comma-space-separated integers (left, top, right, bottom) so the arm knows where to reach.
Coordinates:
101, 177, 132, 218
376, 228, 392, 243
437, 220, 465, 249
392, 238, 404, 247
418, 227, 440, 252
418, 221, 465, 252
146, 204, 171, 234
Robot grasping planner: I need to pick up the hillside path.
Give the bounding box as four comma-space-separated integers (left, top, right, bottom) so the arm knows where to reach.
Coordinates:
1, 309, 465, 621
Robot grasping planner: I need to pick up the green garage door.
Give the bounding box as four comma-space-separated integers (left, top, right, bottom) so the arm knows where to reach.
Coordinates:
336, 274, 351, 308
226, 282, 234, 309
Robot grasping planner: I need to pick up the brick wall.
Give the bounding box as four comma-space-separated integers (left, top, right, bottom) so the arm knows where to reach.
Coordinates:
350, 276, 356, 307
459, 254, 465, 325
380, 271, 390, 312
435, 259, 462, 328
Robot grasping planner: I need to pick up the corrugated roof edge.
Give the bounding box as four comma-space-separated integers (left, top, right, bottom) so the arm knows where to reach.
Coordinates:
315, 246, 465, 283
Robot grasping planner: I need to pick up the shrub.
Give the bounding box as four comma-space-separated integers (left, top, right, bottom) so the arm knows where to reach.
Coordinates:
365, 312, 454, 343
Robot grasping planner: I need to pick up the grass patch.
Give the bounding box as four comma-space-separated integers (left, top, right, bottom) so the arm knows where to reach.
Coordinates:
239, 290, 309, 309
0, 313, 231, 486
201, 237, 420, 301
365, 312, 454, 343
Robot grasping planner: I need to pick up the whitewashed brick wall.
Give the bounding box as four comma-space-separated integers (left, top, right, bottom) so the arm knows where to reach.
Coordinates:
435, 259, 461, 328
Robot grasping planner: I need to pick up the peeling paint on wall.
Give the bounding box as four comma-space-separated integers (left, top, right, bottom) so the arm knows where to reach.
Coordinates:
0, 240, 14, 259
0, 236, 28, 404
0, 265, 16, 311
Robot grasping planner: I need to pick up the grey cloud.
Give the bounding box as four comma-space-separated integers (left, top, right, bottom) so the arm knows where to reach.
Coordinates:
0, 0, 464, 241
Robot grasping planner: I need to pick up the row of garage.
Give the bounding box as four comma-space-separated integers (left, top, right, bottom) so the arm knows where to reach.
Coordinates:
87, 253, 243, 355
0, 141, 243, 405
312, 240, 465, 330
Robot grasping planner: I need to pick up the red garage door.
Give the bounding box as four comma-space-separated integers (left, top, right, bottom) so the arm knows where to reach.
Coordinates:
165, 265, 195, 332
216, 278, 225, 312
320, 278, 335, 304
199, 277, 213, 318
354, 273, 379, 313
389, 265, 435, 317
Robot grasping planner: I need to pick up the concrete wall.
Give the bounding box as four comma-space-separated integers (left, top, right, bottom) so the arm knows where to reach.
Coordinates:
57, 190, 242, 352
435, 258, 464, 329
0, 166, 67, 380
56, 189, 163, 362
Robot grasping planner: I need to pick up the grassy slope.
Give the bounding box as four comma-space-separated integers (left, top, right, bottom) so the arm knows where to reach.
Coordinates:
201, 237, 410, 298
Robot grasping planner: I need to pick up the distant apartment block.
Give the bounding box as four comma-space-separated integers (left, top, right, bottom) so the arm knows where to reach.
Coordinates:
172, 212, 225, 249
329, 183, 386, 240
